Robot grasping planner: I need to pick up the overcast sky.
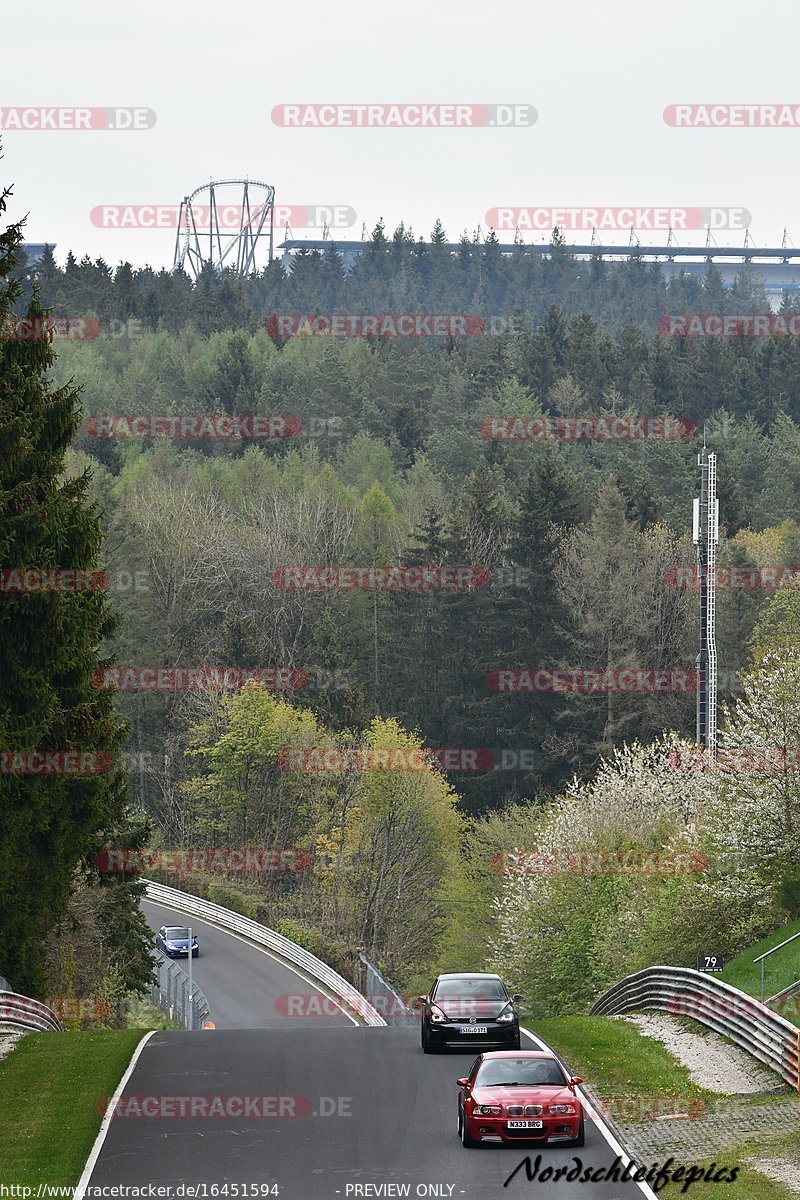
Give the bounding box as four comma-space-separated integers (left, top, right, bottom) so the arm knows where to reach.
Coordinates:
2, 0, 798, 270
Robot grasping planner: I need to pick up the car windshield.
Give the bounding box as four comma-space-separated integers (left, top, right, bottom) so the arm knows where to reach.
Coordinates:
166, 928, 190, 939
475, 1058, 567, 1088
435, 978, 507, 1000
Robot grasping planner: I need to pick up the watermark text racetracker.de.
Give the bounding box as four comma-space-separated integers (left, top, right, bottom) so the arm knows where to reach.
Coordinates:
0, 107, 156, 130
665, 565, 800, 590
487, 668, 700, 694
277, 747, 495, 772
271, 103, 536, 127
668, 746, 800, 774
0, 568, 149, 593
82, 415, 301, 439
664, 102, 800, 127
272, 564, 552, 590
96, 848, 312, 874
485, 207, 750, 232
0, 751, 112, 775
491, 849, 708, 875
265, 313, 485, 338
1, 316, 143, 342
479, 416, 695, 441
91, 667, 308, 691
659, 314, 800, 338
91, 204, 357, 230
94, 1094, 351, 1118
272, 565, 490, 591
0, 994, 113, 1023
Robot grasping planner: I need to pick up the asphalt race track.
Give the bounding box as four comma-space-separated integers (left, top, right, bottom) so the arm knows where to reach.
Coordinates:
84, 900, 657, 1198
142, 900, 353, 1030
86, 1026, 654, 1199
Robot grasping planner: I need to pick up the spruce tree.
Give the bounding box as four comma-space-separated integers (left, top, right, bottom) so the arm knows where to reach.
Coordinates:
0, 184, 145, 993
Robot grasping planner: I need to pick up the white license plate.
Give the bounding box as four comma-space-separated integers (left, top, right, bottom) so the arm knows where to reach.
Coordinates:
507, 1120, 543, 1130
459, 1026, 488, 1034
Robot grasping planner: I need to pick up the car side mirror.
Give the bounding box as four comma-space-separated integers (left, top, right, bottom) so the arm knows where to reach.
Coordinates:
512, 994, 524, 1003
569, 1077, 583, 1087
456, 1078, 469, 1088
416, 996, 427, 1005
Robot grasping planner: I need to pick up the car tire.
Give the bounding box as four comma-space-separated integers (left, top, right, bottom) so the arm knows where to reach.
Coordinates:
459, 1104, 477, 1148
510, 1034, 521, 1050
421, 1023, 433, 1054
569, 1115, 585, 1147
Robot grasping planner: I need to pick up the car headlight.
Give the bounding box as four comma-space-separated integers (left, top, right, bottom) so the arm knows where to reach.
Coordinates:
429, 1004, 447, 1023
496, 1005, 517, 1023
548, 1104, 577, 1114
478, 1105, 502, 1115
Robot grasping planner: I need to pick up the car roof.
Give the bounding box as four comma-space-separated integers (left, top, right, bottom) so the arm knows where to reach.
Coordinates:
477, 1051, 555, 1060
436, 972, 502, 979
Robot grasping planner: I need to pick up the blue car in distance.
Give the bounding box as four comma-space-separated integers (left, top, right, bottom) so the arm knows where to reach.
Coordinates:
156, 925, 199, 958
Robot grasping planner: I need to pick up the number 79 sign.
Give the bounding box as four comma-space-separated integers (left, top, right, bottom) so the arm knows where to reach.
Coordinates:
697, 954, 724, 972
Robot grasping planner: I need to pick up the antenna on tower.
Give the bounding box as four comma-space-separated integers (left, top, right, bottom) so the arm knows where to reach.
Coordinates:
704, 227, 718, 260
693, 448, 719, 751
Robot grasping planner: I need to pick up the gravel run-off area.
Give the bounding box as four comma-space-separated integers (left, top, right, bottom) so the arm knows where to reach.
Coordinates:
622, 1013, 800, 1194
0, 1031, 25, 1063
622, 1012, 782, 1093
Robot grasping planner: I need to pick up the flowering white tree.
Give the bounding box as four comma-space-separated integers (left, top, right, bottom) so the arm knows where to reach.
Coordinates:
489, 644, 800, 1016
710, 650, 800, 882
489, 732, 713, 1009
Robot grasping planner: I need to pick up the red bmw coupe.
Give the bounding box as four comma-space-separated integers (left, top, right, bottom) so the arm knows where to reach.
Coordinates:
456, 1050, 585, 1148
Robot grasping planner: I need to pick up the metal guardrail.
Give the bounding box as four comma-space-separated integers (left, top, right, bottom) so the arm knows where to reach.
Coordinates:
151, 955, 211, 1030
358, 953, 417, 1026
144, 881, 386, 1027
0, 991, 63, 1033
769, 978, 800, 1007
591, 966, 800, 1090
755, 930, 800, 1003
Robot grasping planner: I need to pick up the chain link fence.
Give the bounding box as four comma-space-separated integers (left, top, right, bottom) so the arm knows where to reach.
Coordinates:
150, 955, 211, 1030
358, 953, 417, 1026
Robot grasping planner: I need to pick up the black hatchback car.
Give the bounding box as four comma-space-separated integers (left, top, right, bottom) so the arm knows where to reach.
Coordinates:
419, 972, 522, 1052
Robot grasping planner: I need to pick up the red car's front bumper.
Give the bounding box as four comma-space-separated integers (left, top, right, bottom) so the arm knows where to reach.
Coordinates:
466, 1110, 581, 1144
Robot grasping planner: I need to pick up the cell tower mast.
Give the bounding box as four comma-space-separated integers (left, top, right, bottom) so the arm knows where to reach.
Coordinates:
693, 446, 719, 748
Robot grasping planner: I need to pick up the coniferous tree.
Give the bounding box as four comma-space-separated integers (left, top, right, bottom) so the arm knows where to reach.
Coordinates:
0, 185, 151, 994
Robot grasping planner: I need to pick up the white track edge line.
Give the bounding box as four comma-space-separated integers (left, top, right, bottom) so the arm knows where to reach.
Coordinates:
74, 1029, 157, 1200
522, 1026, 659, 1199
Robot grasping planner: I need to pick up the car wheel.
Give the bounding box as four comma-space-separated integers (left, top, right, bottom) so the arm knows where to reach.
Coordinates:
510, 1035, 521, 1050
459, 1104, 477, 1148
421, 1022, 433, 1054
569, 1115, 585, 1147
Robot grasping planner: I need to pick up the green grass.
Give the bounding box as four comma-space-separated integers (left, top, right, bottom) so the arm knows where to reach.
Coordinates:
529, 1018, 800, 1197
719, 920, 800, 1009
528, 1016, 710, 1099
0, 1029, 147, 1185
659, 1161, 797, 1198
